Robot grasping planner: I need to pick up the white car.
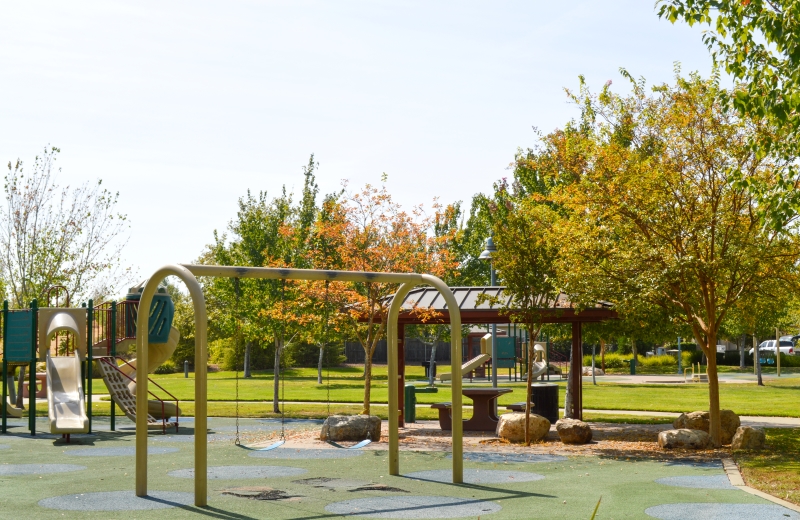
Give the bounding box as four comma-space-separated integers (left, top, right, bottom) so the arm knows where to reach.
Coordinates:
748, 340, 794, 356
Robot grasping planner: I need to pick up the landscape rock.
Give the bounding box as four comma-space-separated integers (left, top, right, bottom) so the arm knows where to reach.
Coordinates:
581, 367, 604, 376
731, 426, 765, 450
672, 410, 740, 445
496, 413, 550, 443
555, 418, 593, 444
320, 415, 381, 442
658, 428, 711, 450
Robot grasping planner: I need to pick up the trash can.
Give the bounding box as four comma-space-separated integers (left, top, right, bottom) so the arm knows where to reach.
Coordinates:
422, 361, 436, 379
403, 384, 438, 424
529, 383, 559, 423
404, 384, 417, 424
625, 359, 636, 375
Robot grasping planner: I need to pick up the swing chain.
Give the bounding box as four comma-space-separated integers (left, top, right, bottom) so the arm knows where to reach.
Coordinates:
234, 277, 241, 446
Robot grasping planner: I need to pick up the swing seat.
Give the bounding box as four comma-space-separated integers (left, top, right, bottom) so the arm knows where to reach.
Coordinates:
236, 439, 286, 452
326, 439, 371, 450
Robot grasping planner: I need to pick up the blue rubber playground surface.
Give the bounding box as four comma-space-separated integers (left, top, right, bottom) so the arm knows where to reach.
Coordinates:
0, 416, 796, 519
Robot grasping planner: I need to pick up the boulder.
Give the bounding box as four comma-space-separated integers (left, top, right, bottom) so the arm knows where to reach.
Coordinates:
658, 428, 711, 450
555, 418, 593, 444
672, 410, 740, 445
496, 413, 550, 443
582, 367, 605, 376
320, 415, 381, 442
731, 426, 765, 450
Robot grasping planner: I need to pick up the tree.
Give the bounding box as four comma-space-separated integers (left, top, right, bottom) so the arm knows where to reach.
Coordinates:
552, 73, 800, 446
310, 181, 455, 415
490, 196, 561, 444
658, 0, 800, 227
1, 146, 133, 306
204, 156, 320, 412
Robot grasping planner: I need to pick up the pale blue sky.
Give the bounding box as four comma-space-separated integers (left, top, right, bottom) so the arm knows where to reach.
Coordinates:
1, 1, 713, 285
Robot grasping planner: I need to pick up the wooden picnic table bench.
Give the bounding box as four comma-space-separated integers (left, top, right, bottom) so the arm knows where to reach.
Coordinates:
431, 387, 513, 432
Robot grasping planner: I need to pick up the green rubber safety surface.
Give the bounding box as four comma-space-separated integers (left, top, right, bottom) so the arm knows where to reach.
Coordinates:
0, 418, 792, 519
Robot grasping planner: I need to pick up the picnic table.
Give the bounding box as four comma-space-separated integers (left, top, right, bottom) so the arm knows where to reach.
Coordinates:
431, 387, 513, 432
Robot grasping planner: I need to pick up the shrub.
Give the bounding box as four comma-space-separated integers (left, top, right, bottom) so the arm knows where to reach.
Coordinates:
639, 355, 678, 368
154, 360, 178, 374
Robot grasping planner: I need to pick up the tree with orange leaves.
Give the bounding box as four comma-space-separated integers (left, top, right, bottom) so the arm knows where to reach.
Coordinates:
309, 181, 457, 415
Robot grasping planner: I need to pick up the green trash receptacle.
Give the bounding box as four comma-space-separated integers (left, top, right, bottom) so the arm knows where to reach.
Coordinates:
625, 359, 636, 375
404, 384, 417, 423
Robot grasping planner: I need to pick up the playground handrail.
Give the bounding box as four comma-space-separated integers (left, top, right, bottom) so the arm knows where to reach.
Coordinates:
98, 357, 179, 433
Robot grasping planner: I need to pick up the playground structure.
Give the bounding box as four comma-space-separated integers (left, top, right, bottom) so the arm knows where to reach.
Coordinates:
133, 264, 465, 507
1, 285, 181, 439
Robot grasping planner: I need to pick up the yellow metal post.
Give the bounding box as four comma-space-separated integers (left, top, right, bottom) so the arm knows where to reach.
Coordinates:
136, 265, 207, 506
422, 274, 463, 484
387, 282, 415, 476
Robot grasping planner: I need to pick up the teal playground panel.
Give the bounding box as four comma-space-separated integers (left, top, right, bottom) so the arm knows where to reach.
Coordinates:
123, 290, 175, 343
4, 311, 34, 363
495, 337, 516, 369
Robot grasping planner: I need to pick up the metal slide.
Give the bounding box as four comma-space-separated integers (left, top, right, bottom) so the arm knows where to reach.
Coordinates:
46, 351, 89, 435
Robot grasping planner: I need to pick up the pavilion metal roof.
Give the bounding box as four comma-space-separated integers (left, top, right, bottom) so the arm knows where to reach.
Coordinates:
384, 286, 615, 325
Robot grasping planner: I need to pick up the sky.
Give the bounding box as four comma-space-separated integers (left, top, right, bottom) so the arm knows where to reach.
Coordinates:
0, 1, 714, 290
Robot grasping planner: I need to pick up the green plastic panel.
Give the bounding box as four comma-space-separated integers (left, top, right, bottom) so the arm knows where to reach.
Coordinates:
496, 337, 516, 368
5, 311, 33, 362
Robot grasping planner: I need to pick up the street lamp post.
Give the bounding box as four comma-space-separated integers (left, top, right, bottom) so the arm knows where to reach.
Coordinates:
480, 234, 498, 388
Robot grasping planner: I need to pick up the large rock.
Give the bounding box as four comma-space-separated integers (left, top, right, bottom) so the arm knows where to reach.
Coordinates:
556, 418, 593, 444
658, 429, 711, 450
320, 415, 381, 442
731, 426, 765, 450
672, 410, 740, 445
496, 413, 550, 443
582, 367, 605, 376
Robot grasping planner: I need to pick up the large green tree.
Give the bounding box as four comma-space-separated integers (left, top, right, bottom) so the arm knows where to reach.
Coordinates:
658, 0, 800, 226
553, 73, 800, 446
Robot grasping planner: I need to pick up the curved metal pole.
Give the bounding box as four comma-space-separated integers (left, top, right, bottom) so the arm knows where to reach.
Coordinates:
387, 275, 463, 483
422, 274, 463, 483
136, 264, 208, 506
387, 282, 417, 476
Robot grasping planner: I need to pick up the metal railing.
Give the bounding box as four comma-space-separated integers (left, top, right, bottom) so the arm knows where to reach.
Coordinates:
98, 356, 179, 434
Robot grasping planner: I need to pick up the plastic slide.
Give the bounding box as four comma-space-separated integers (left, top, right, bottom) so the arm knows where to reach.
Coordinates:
46, 351, 89, 435
118, 326, 180, 377
438, 353, 491, 382
4, 376, 25, 418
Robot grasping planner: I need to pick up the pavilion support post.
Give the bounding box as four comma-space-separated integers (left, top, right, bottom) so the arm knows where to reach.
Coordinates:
570, 322, 583, 421
398, 324, 405, 428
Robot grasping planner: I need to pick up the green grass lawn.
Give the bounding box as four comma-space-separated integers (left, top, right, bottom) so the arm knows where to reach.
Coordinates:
735, 428, 800, 506
83, 365, 800, 418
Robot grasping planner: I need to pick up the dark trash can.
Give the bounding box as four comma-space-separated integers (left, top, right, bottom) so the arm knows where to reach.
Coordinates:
530, 383, 559, 424
422, 361, 436, 379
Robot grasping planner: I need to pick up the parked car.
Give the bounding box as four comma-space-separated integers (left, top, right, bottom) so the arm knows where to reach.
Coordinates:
748, 340, 795, 356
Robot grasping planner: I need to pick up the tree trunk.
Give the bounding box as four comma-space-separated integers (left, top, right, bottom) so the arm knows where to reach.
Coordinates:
524, 332, 536, 446
739, 334, 745, 370
428, 342, 437, 387
273, 337, 282, 414
754, 335, 763, 386
317, 346, 324, 385
591, 344, 597, 385
15, 366, 25, 408
705, 339, 722, 447
600, 339, 606, 372
564, 347, 573, 419
243, 342, 252, 378
362, 353, 373, 415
